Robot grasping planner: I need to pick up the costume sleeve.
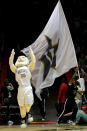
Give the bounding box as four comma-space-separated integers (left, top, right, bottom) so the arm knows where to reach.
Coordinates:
28, 47, 36, 72
9, 49, 16, 74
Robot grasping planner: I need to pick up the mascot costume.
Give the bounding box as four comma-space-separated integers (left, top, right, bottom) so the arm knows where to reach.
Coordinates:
9, 47, 36, 128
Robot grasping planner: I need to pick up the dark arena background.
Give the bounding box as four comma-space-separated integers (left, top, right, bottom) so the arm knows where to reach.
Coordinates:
0, 0, 87, 130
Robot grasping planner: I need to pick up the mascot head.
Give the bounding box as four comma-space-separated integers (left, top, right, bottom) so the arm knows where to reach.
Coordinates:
15, 55, 29, 68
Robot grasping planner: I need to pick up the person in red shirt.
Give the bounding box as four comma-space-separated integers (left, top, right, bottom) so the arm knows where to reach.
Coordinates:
56, 77, 68, 121
57, 83, 68, 104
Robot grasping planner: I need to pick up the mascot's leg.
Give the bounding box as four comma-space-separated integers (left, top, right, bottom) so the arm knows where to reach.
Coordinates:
25, 104, 33, 123
20, 106, 27, 128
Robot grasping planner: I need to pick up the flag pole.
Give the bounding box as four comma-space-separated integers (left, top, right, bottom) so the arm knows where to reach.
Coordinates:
69, 66, 79, 85
77, 66, 80, 79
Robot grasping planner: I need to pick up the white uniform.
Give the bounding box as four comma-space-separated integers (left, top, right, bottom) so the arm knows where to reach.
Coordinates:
77, 78, 85, 91
16, 66, 34, 106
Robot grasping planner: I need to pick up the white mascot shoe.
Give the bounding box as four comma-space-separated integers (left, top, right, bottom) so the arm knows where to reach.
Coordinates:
20, 120, 27, 128
21, 123, 27, 128
28, 114, 34, 123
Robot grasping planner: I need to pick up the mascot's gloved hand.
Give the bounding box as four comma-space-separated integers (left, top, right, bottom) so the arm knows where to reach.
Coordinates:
9, 49, 15, 65
9, 49, 16, 74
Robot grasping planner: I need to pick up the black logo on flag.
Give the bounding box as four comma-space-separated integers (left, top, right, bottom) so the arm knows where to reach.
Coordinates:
40, 35, 59, 81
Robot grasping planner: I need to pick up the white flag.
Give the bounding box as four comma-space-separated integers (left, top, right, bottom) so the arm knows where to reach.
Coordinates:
22, 1, 78, 99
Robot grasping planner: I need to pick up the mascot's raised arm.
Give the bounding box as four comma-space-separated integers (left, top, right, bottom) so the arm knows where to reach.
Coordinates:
9, 48, 36, 73
9, 47, 36, 128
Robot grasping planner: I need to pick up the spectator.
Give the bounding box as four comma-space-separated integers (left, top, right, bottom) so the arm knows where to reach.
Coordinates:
39, 88, 49, 120
62, 109, 87, 125
76, 109, 87, 124
85, 75, 87, 92
56, 77, 68, 121
1, 79, 14, 105
59, 80, 78, 123
77, 74, 85, 93
62, 102, 78, 124
1, 79, 15, 125
75, 81, 83, 109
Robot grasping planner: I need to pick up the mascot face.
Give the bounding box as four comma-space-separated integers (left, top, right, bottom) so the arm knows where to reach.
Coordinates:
15, 56, 29, 68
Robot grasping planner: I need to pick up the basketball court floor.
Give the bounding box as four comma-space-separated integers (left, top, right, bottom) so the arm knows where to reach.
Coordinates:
0, 124, 87, 131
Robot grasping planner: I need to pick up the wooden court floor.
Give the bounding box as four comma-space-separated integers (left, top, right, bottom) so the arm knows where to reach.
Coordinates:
0, 124, 87, 131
